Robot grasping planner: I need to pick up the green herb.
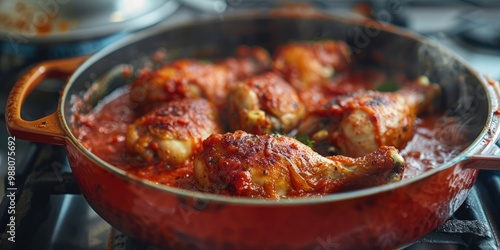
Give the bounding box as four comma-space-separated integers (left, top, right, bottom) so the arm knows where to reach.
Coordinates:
376, 81, 400, 92
199, 59, 212, 63
296, 134, 315, 148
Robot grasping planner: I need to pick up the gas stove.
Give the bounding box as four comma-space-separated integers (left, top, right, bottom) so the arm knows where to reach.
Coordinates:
1, 1, 499, 249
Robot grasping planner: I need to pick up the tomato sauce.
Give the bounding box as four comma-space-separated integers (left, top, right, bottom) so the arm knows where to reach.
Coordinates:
72, 74, 467, 192
74, 87, 197, 190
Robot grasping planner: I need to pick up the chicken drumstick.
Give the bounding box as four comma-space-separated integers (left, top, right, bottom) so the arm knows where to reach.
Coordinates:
227, 72, 305, 135
126, 98, 222, 166
194, 131, 404, 199
297, 76, 441, 157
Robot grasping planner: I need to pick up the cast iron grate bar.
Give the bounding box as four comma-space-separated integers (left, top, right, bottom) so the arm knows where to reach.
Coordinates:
0, 144, 80, 250
476, 171, 500, 248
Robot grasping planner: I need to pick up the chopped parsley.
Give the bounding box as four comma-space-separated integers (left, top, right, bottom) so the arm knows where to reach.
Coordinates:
376, 81, 400, 92
296, 134, 315, 148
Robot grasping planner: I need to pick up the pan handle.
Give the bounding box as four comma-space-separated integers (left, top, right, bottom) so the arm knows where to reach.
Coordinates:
462, 77, 500, 170
5, 56, 87, 146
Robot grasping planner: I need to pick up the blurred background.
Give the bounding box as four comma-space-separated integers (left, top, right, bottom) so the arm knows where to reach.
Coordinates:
1, 0, 500, 76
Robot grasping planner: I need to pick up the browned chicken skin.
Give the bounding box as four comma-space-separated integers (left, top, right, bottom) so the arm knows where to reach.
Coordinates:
227, 72, 305, 134
130, 46, 271, 113
194, 131, 404, 199
119, 40, 436, 198
297, 76, 441, 157
273, 40, 352, 91
126, 98, 222, 166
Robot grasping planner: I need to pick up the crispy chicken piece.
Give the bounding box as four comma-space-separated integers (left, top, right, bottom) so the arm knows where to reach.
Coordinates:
273, 40, 352, 90
126, 98, 222, 166
297, 76, 441, 157
194, 131, 404, 199
227, 72, 305, 134
130, 46, 271, 112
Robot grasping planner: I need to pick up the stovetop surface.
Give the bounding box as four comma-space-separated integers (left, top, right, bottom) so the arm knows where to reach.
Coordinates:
1, 1, 500, 250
